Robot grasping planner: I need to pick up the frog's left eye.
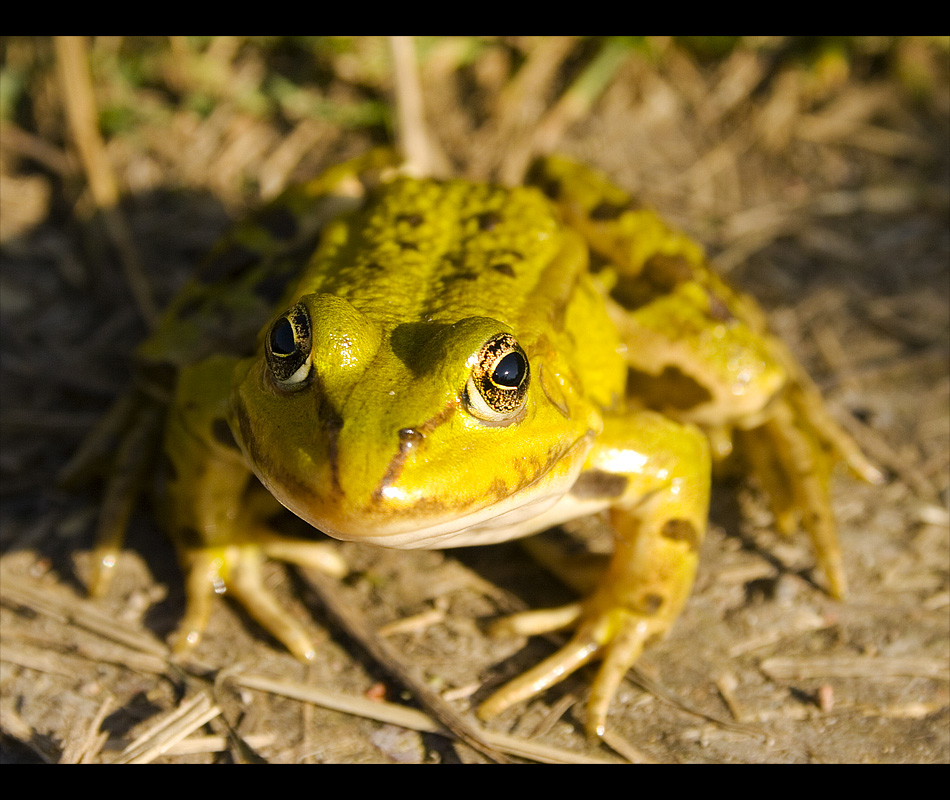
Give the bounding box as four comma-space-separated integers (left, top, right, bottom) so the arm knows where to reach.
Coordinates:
465, 333, 530, 423
264, 303, 313, 389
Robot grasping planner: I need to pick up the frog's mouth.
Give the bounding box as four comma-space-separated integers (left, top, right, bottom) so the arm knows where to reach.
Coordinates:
284, 433, 593, 549
239, 405, 595, 550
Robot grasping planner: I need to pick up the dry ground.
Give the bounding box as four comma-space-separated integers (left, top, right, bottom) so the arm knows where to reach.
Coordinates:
1, 36, 948, 763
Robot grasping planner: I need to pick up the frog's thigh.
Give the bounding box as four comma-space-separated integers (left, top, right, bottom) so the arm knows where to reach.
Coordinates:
89, 397, 164, 596
480, 411, 711, 736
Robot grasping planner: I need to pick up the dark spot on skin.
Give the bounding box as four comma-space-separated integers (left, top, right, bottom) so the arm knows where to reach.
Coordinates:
627, 366, 712, 412
525, 163, 562, 199
397, 213, 424, 227
199, 244, 260, 284
178, 526, 204, 549
487, 476, 508, 502
570, 470, 629, 500
646, 253, 695, 285
445, 270, 479, 282
640, 593, 665, 614
707, 293, 735, 322
589, 200, 635, 221
255, 205, 299, 241
492, 263, 515, 277
477, 211, 502, 231
212, 418, 239, 450
609, 253, 697, 311
541, 178, 562, 199
660, 518, 701, 552
323, 410, 344, 494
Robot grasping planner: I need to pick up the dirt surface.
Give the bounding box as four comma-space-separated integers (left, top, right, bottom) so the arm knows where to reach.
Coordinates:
1, 36, 948, 763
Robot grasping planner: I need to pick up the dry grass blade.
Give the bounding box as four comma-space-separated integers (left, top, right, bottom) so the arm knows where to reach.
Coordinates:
298, 567, 511, 763
232, 673, 616, 764
53, 35, 157, 327
629, 666, 766, 739
0, 570, 168, 658
760, 657, 950, 681
390, 36, 444, 178
112, 693, 221, 764
499, 37, 633, 183
59, 694, 114, 764
0, 640, 80, 678
151, 733, 275, 756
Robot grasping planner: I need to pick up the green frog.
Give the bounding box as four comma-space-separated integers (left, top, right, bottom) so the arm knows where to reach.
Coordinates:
67, 149, 881, 737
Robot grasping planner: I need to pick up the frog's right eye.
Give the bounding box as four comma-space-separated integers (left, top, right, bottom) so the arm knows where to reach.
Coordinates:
264, 303, 313, 389
464, 332, 530, 424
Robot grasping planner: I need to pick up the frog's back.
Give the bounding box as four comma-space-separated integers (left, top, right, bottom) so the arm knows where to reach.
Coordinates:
294, 178, 574, 333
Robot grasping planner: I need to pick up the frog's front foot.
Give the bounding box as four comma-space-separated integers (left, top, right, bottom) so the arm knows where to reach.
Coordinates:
479, 594, 672, 737
173, 536, 347, 662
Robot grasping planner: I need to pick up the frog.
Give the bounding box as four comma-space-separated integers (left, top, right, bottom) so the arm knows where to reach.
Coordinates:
64, 148, 882, 738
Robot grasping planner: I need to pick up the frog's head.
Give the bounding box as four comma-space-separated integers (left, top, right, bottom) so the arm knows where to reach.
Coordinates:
230, 293, 597, 548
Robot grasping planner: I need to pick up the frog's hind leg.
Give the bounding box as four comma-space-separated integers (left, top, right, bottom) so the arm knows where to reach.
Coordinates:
60, 388, 165, 596
736, 380, 883, 599
738, 398, 845, 596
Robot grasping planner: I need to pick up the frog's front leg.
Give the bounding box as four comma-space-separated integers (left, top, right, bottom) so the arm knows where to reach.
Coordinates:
162, 357, 345, 660
479, 410, 710, 737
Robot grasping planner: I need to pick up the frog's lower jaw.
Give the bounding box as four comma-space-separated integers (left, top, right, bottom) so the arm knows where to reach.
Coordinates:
323, 490, 568, 548
266, 434, 597, 550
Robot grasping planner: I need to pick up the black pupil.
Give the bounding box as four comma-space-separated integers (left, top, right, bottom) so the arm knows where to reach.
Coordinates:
492, 352, 525, 387
270, 318, 296, 355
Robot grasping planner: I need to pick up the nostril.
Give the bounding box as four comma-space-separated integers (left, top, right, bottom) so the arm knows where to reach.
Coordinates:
398, 428, 424, 453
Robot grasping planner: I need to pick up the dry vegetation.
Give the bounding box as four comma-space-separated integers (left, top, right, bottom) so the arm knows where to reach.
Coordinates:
1, 36, 948, 763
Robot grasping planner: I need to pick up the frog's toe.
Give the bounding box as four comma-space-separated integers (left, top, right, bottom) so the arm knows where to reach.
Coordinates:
173, 549, 223, 653
174, 545, 317, 661
489, 602, 583, 637
738, 401, 850, 598
258, 535, 348, 578
586, 615, 655, 737
479, 603, 665, 737
227, 546, 318, 661
477, 627, 601, 724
